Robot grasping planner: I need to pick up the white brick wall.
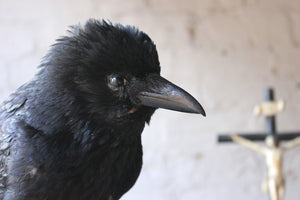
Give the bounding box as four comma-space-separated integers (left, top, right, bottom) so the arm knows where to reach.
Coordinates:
0, 0, 299, 199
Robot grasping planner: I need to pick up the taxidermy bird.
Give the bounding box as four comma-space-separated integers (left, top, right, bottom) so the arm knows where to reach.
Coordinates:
0, 19, 205, 200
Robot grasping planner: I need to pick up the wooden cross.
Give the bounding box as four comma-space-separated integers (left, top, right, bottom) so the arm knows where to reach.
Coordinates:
218, 88, 300, 200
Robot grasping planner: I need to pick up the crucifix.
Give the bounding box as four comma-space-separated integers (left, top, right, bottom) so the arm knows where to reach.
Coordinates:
218, 88, 300, 200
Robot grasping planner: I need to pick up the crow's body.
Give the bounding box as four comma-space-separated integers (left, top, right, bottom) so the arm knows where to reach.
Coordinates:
0, 86, 144, 200
0, 19, 205, 200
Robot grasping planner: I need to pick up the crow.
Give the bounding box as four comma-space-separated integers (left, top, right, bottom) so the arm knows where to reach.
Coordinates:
0, 19, 205, 200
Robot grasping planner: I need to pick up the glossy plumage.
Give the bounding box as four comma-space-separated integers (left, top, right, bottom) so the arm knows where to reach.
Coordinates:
0, 19, 205, 200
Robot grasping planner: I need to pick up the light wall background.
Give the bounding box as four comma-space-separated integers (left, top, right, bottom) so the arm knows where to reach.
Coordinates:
0, 0, 300, 199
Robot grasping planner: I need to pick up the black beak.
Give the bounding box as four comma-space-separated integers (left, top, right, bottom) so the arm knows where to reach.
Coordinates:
131, 74, 206, 116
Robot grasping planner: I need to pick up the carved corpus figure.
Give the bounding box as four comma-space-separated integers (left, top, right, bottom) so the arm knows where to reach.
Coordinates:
231, 135, 300, 200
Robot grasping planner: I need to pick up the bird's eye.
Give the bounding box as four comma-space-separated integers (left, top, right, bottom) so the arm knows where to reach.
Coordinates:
108, 75, 126, 91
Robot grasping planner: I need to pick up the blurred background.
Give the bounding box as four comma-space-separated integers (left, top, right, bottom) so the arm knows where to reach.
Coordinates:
0, 0, 299, 199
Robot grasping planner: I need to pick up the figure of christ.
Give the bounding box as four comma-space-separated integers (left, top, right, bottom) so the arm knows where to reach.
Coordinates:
231, 135, 300, 200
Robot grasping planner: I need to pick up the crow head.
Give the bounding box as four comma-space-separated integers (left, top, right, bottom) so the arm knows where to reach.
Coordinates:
40, 19, 205, 124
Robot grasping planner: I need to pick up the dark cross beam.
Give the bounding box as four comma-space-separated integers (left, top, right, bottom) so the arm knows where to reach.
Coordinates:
218, 88, 300, 143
